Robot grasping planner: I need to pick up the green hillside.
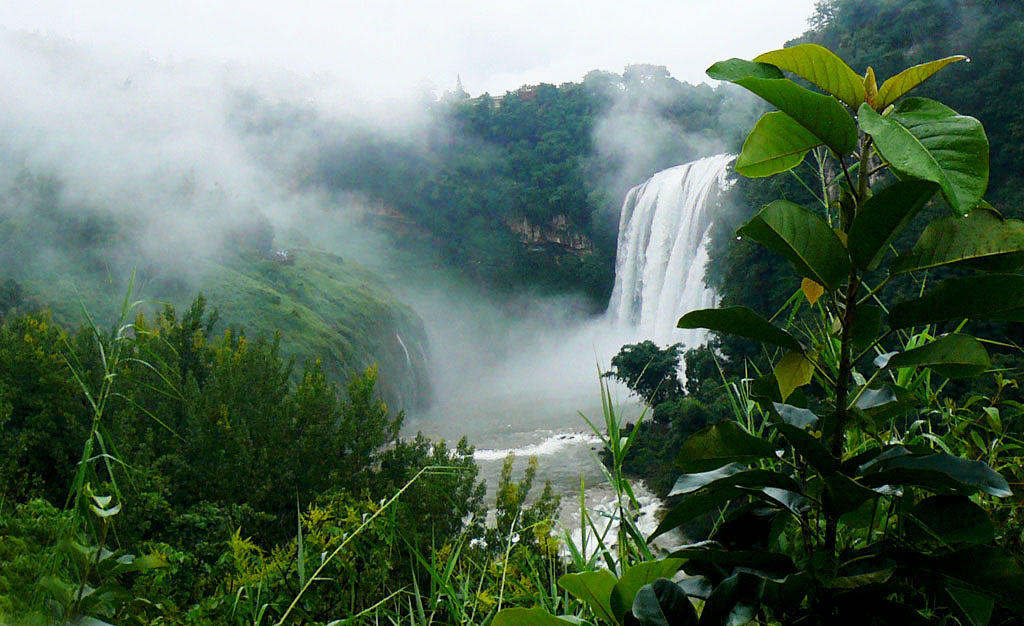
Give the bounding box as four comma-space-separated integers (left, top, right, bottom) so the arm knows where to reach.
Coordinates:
0, 187, 430, 409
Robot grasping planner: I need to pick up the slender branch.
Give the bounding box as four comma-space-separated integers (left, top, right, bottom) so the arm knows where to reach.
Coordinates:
847, 368, 883, 411
854, 328, 895, 366
856, 275, 894, 307
840, 156, 858, 201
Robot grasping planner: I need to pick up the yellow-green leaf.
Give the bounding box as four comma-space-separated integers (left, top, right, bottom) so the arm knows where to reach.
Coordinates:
708, 58, 858, 156
864, 67, 878, 108
736, 111, 822, 177
775, 351, 816, 401
801, 278, 824, 305
755, 43, 866, 109
876, 55, 968, 110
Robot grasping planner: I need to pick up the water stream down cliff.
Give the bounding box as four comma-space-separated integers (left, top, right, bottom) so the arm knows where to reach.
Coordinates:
608, 154, 735, 348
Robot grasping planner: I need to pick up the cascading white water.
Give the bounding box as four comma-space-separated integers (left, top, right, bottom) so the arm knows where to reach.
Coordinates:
608, 154, 735, 348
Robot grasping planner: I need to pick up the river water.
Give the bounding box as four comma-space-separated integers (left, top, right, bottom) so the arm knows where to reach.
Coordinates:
402, 155, 736, 549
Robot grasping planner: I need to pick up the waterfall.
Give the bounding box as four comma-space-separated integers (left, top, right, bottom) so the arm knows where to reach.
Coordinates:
607, 154, 734, 347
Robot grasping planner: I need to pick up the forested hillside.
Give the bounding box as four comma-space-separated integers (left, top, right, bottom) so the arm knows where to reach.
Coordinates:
305, 66, 758, 305
0, 169, 431, 409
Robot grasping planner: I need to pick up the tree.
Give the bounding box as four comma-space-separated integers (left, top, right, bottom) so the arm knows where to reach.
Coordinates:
606, 340, 684, 409
498, 41, 1024, 626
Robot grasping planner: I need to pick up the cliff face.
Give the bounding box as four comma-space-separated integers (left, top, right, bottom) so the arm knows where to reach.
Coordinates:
505, 214, 594, 254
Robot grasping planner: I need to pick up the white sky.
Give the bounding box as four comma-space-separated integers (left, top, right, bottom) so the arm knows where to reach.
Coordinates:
0, 0, 818, 99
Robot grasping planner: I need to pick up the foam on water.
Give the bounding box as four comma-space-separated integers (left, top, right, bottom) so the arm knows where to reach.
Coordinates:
474, 431, 603, 461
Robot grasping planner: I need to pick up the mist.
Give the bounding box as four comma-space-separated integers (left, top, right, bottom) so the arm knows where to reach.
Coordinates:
0, 26, 751, 427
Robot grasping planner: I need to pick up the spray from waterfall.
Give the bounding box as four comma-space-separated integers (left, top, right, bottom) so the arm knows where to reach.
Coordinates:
607, 154, 734, 349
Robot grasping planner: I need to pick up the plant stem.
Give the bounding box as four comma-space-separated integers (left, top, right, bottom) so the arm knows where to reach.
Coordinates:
825, 136, 873, 555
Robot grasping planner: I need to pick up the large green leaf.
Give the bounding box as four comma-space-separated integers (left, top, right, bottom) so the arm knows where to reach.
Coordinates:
773, 422, 839, 475
769, 403, 819, 429
492, 608, 581, 626
633, 579, 699, 626
735, 111, 822, 177
851, 305, 882, 352
890, 207, 1024, 274
881, 334, 991, 379
697, 572, 763, 626
611, 559, 686, 623
670, 467, 802, 498
847, 180, 939, 270
754, 43, 866, 109
649, 487, 744, 542
905, 495, 994, 546
947, 584, 995, 626
888, 275, 1024, 329
905, 546, 1024, 613
677, 421, 779, 473
672, 542, 797, 580
669, 464, 744, 496
708, 59, 858, 155
861, 448, 1011, 497
678, 307, 802, 351
876, 55, 968, 110
859, 98, 989, 214
823, 473, 883, 516
737, 200, 850, 289
558, 570, 617, 624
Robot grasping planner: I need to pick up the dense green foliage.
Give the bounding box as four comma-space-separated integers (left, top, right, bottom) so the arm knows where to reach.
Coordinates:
0, 296, 573, 624
308, 68, 757, 304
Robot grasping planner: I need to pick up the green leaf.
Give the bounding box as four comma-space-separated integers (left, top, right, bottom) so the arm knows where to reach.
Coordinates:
823, 473, 883, 516
906, 495, 995, 546
848, 180, 939, 270
558, 570, 618, 624
861, 449, 1011, 497
669, 464, 745, 496
774, 351, 815, 402
858, 385, 915, 424
947, 584, 995, 626
851, 305, 882, 352
754, 43, 866, 109
672, 542, 797, 580
735, 111, 821, 177
670, 467, 802, 498
770, 403, 819, 429
889, 275, 1024, 329
859, 98, 989, 215
649, 487, 744, 542
697, 572, 763, 626
750, 375, 808, 407
891, 207, 1024, 274
876, 55, 969, 110
908, 546, 1024, 613
737, 200, 851, 289
708, 59, 858, 155
633, 579, 699, 626
677, 421, 779, 473
773, 421, 838, 475
107, 552, 168, 576
492, 608, 581, 626
882, 334, 991, 379
822, 568, 895, 589
678, 307, 802, 351
611, 559, 686, 623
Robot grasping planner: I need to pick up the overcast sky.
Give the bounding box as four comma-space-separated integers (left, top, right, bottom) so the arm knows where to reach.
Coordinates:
1, 0, 818, 99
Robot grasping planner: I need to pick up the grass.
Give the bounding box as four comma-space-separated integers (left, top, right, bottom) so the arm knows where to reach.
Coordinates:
5, 240, 431, 410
